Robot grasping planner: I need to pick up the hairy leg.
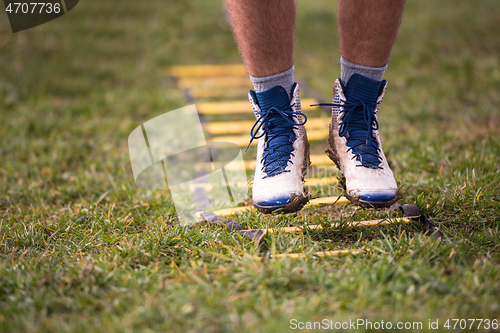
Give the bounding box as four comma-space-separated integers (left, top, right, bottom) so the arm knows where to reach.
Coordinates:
225, 0, 296, 77
338, 0, 406, 67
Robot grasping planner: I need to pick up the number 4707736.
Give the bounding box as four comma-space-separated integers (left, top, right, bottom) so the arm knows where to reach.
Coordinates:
5, 2, 61, 14
444, 319, 498, 330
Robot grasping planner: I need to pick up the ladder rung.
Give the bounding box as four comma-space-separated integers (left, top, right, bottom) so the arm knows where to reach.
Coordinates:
167, 64, 247, 77
261, 217, 414, 235
305, 177, 339, 186
216, 154, 335, 172
210, 129, 328, 147
179, 76, 252, 90
190, 87, 250, 98
198, 99, 319, 115
190, 177, 337, 192
204, 117, 329, 135
194, 155, 335, 173
269, 249, 363, 259
213, 196, 349, 216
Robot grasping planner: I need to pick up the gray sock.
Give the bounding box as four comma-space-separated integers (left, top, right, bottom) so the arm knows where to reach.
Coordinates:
340, 56, 387, 83
249, 65, 295, 97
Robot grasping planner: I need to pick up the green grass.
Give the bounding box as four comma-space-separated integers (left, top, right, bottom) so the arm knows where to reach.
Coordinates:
1, 0, 500, 332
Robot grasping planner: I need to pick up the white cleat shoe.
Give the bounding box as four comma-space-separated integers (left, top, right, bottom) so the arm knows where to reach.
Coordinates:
323, 74, 398, 208
246, 83, 310, 214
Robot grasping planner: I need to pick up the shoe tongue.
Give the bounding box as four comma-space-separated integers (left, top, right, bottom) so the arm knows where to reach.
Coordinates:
255, 85, 291, 113
343, 74, 384, 105
341, 74, 385, 168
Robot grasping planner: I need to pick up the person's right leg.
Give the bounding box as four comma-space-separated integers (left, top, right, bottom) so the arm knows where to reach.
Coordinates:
225, 0, 295, 79
225, 0, 310, 214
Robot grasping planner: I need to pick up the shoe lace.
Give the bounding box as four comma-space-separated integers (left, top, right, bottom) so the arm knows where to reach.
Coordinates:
313, 99, 383, 169
246, 103, 307, 178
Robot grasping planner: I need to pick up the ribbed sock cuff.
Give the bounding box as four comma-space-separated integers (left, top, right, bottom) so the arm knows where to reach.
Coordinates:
249, 66, 294, 97
340, 56, 387, 82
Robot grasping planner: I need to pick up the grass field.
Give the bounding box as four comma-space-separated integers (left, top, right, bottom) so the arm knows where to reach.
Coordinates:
1, 0, 500, 332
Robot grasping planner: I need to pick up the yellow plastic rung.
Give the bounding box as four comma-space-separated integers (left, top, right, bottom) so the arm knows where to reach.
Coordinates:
205, 117, 329, 135
245, 177, 337, 188
214, 206, 250, 216
190, 87, 250, 98
307, 196, 348, 206
261, 217, 414, 235
220, 154, 336, 170
194, 154, 335, 173
210, 129, 328, 147
213, 196, 349, 217
270, 249, 363, 259
179, 76, 252, 90
304, 177, 338, 186
313, 249, 364, 257
239, 154, 334, 170
308, 154, 335, 166
167, 64, 247, 77
189, 177, 336, 192
198, 99, 319, 115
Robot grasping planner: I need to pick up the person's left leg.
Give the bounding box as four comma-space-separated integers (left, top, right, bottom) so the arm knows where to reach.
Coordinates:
338, 0, 405, 83
338, 0, 405, 68
324, 0, 405, 207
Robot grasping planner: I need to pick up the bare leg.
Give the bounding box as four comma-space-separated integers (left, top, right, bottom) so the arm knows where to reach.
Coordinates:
226, 0, 308, 215
338, 0, 405, 67
225, 0, 296, 78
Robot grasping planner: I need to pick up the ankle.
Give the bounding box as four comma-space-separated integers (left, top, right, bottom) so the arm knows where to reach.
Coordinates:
340, 57, 387, 83
250, 66, 295, 97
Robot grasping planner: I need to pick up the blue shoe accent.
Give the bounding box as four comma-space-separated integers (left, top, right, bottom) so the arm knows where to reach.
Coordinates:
246, 84, 307, 179
358, 191, 396, 203
253, 195, 291, 209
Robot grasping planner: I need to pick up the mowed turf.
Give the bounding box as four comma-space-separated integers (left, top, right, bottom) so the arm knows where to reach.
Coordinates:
1, 0, 500, 332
